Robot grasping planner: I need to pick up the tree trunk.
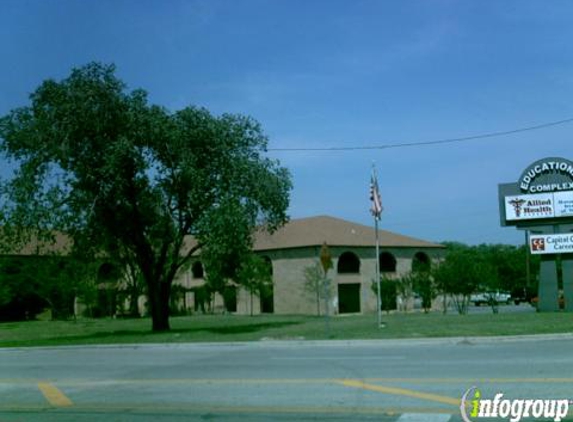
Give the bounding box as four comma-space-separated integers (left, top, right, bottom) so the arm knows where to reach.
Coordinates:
129, 287, 140, 317
148, 279, 171, 332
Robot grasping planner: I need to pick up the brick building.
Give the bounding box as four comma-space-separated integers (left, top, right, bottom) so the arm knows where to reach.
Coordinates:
175, 215, 444, 315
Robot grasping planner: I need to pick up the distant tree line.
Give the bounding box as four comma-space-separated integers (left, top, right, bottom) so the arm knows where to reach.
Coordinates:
0, 255, 94, 321
374, 242, 539, 315
0, 252, 274, 322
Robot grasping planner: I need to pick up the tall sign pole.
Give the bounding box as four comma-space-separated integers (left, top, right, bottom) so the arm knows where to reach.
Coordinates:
525, 230, 530, 296
370, 165, 384, 327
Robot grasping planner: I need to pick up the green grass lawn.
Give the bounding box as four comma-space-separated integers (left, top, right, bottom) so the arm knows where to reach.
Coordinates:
1, 310, 573, 348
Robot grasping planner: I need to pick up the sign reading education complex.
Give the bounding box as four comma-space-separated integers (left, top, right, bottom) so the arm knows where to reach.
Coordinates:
519, 159, 573, 193
498, 156, 573, 312
499, 157, 573, 226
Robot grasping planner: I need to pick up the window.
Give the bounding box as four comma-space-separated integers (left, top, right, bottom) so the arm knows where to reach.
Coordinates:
337, 252, 360, 274
379, 252, 397, 273
261, 256, 273, 276
191, 261, 204, 279
412, 252, 430, 273
97, 262, 120, 283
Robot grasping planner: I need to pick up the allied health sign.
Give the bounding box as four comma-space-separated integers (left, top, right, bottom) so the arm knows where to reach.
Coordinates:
505, 191, 573, 221
530, 233, 573, 254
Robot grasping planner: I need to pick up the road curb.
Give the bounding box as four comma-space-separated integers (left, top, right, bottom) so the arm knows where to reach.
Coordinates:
3, 332, 573, 352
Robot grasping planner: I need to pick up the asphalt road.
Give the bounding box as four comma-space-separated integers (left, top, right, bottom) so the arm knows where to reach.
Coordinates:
1, 334, 572, 421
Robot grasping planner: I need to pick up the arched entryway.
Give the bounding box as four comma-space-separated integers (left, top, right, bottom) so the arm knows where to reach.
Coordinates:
259, 256, 274, 313
337, 251, 360, 274
412, 252, 431, 273
337, 251, 361, 314
379, 252, 397, 273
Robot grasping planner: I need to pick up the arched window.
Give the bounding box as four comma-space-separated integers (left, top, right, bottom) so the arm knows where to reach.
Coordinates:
261, 256, 273, 276
191, 261, 204, 279
412, 252, 431, 273
97, 262, 120, 283
96, 263, 120, 317
337, 251, 360, 274
379, 252, 397, 273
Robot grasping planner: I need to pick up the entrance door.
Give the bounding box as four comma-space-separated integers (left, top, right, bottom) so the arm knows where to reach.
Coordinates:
338, 284, 361, 314
260, 284, 274, 313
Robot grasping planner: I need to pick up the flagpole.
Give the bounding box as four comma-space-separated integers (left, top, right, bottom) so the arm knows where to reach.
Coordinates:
375, 214, 382, 327
370, 164, 383, 328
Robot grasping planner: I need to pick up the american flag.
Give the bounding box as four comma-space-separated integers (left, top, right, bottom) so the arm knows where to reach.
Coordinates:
370, 172, 383, 219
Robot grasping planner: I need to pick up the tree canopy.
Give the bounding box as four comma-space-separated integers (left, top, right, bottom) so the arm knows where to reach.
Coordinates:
434, 242, 534, 314
0, 62, 292, 331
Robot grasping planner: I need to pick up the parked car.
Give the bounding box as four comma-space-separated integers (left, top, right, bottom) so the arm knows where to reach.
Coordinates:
510, 287, 536, 305
471, 292, 512, 306
530, 295, 565, 310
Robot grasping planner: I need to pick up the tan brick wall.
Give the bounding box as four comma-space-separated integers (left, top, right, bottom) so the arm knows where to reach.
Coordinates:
171, 246, 444, 315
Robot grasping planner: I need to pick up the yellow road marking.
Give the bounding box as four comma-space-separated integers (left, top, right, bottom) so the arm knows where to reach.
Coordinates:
337, 379, 460, 407
37, 382, 73, 407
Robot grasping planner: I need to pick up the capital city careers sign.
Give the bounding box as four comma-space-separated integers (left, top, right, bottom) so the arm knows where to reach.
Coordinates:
530, 233, 573, 255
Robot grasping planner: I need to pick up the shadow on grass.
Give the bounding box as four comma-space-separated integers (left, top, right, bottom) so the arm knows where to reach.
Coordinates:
3, 320, 304, 346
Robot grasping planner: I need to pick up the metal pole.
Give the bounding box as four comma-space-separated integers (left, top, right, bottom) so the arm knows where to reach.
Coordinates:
375, 217, 382, 327
319, 243, 332, 338
525, 230, 530, 293
323, 268, 330, 338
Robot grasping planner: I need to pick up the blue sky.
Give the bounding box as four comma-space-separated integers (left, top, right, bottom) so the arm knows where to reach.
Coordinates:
1, 0, 572, 245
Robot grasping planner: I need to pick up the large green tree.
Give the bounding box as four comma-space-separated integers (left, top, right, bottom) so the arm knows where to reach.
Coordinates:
0, 63, 291, 331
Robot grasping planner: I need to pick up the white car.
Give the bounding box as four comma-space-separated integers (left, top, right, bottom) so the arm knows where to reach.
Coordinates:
471, 292, 512, 306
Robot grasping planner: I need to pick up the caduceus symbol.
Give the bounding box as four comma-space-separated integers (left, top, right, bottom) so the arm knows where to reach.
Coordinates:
509, 198, 527, 217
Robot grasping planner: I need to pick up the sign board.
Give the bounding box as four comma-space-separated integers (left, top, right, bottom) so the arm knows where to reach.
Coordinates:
505, 193, 554, 221
555, 191, 573, 217
500, 157, 573, 312
499, 157, 573, 227
530, 233, 573, 254
519, 158, 573, 193
504, 191, 573, 221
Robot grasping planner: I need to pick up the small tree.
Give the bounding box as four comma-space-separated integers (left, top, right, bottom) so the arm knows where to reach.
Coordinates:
303, 261, 331, 316
433, 243, 499, 315
412, 270, 437, 313
319, 243, 333, 318
236, 254, 273, 316
371, 275, 397, 314
112, 246, 145, 317
395, 273, 413, 312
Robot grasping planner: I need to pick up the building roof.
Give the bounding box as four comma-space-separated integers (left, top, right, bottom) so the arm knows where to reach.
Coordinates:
0, 230, 72, 256
253, 215, 443, 251
3, 216, 443, 257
